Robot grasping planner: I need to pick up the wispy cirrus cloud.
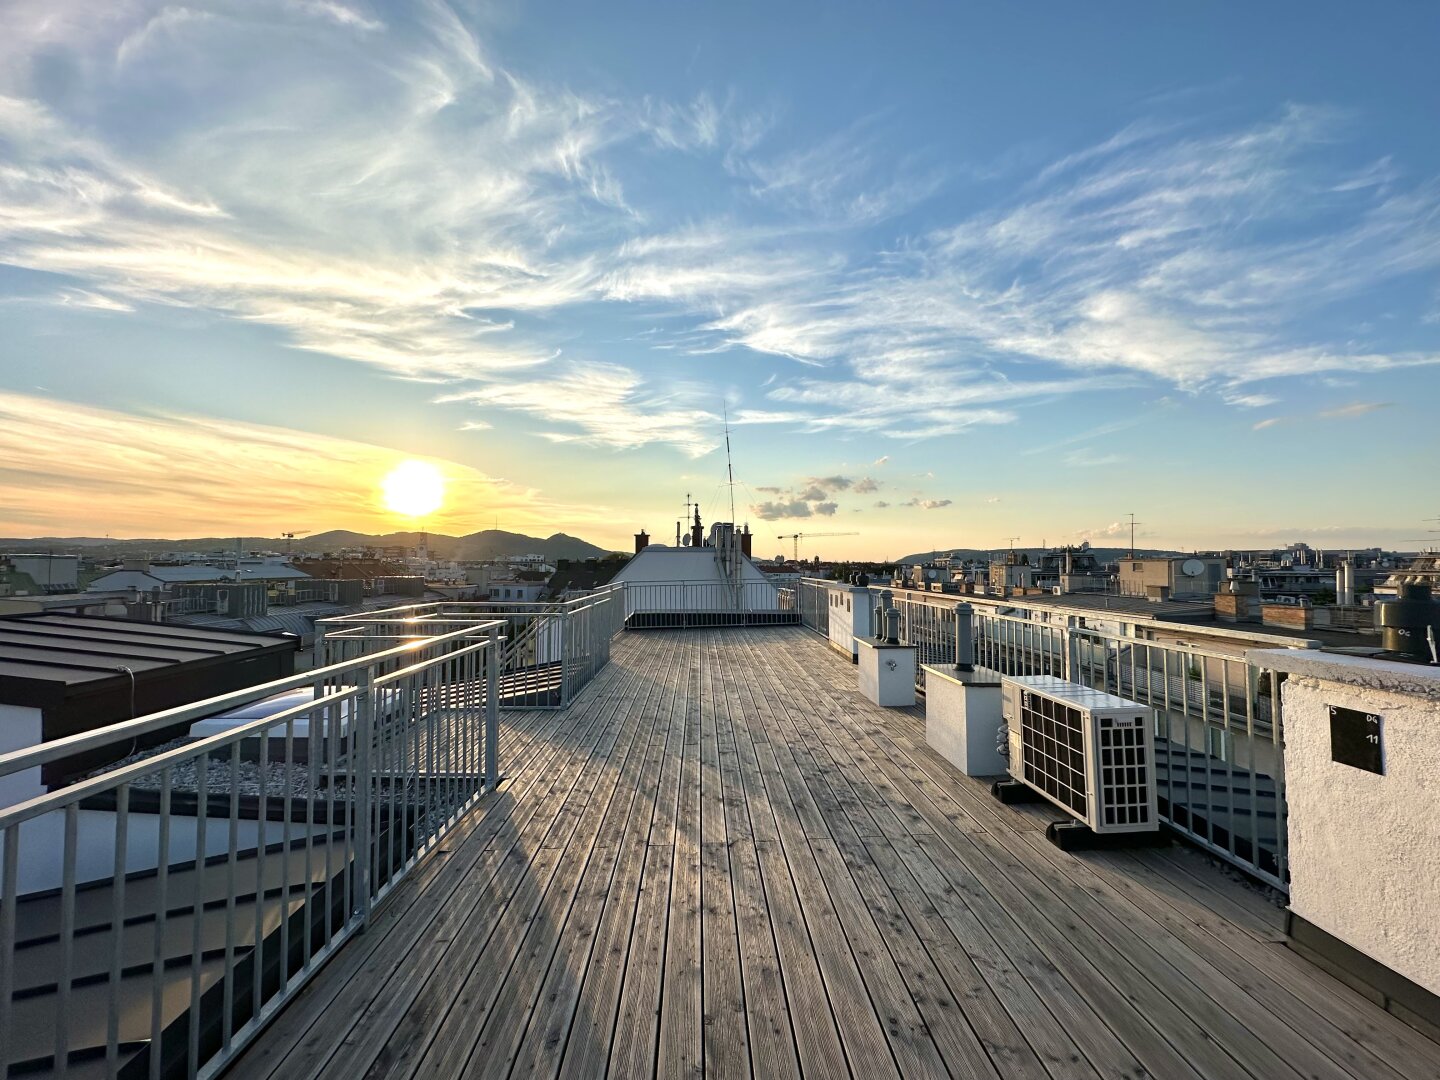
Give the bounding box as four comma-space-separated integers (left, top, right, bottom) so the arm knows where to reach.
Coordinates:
1318, 401, 1392, 419
1064, 448, 1127, 468
437, 361, 740, 457
616, 104, 1440, 433
1254, 400, 1394, 430
0, 2, 1437, 463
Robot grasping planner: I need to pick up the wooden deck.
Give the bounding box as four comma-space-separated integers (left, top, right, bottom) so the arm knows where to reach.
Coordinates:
228, 627, 1440, 1080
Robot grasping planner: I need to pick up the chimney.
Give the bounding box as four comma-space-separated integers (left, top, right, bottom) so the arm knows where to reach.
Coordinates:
740, 524, 752, 558
691, 504, 704, 548
635, 530, 650, 554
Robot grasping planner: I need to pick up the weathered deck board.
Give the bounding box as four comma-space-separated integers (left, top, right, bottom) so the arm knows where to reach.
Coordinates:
229, 626, 1440, 1080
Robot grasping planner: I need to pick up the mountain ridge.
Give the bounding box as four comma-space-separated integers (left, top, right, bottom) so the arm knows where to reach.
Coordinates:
0, 529, 619, 562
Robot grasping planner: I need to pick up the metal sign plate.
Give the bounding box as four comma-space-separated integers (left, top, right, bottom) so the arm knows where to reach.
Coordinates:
1328, 704, 1383, 775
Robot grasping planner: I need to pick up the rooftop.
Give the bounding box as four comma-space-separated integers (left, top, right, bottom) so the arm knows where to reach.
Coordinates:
225, 626, 1438, 1080
0, 612, 296, 694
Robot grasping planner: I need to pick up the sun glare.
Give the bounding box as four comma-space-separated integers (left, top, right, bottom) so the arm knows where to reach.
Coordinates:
380, 460, 445, 518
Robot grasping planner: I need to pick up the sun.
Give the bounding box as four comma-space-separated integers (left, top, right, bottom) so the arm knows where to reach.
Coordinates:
380, 460, 446, 518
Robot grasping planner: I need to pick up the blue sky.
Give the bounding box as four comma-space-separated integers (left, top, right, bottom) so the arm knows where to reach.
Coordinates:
1, 1, 1437, 558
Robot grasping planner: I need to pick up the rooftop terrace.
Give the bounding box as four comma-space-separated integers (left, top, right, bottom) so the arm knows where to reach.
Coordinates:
223, 626, 1438, 1080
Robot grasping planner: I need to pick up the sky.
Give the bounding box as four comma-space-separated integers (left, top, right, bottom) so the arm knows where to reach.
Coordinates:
1, 1, 1437, 560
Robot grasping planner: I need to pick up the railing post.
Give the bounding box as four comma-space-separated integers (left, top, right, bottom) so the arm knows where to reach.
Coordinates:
485, 624, 501, 787
954, 602, 974, 672
352, 666, 375, 928
1064, 618, 1080, 682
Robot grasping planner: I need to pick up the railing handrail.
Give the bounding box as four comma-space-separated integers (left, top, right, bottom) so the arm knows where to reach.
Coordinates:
800, 577, 1324, 651
0, 682, 372, 830
0, 617, 506, 781
322, 587, 622, 624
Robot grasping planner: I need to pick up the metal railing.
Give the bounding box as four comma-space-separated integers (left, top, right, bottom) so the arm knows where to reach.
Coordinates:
619, 579, 799, 629
0, 616, 504, 1079
317, 587, 625, 709
795, 579, 831, 638
798, 579, 1303, 890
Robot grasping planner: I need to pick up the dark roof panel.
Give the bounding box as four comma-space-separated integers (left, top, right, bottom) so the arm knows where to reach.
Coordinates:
0, 613, 295, 693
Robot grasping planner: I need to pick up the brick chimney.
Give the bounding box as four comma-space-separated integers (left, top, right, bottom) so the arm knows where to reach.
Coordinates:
635, 531, 650, 554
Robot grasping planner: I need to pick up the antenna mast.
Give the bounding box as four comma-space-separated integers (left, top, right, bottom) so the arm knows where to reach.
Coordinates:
723, 404, 737, 524
1127, 512, 1143, 559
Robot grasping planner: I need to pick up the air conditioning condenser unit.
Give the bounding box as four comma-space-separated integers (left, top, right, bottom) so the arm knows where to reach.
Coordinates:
994, 675, 1161, 850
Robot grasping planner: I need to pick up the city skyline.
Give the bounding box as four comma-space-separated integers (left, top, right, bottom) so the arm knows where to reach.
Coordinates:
2, 3, 1438, 559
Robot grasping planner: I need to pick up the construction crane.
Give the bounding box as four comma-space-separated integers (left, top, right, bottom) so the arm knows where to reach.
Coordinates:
776, 531, 858, 562
280, 530, 310, 556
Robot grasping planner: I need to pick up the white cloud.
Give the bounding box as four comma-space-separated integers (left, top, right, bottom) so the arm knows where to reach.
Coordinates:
1318, 401, 1392, 419
1225, 393, 1279, 409
0, 12, 1435, 459
438, 362, 727, 456
753, 499, 812, 521
1254, 401, 1393, 430
1064, 448, 1127, 468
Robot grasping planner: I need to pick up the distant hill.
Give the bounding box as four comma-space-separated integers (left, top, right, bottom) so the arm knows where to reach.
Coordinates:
1, 529, 618, 562
896, 546, 1185, 565
451, 530, 611, 562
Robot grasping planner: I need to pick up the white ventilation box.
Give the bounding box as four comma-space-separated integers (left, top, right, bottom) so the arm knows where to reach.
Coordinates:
1001, 675, 1158, 835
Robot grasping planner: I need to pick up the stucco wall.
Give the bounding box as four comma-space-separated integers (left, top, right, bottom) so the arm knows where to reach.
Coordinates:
1266, 654, 1440, 996
0, 703, 43, 809
826, 586, 872, 660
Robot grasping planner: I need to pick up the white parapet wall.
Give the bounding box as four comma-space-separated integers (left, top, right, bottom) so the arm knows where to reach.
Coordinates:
827, 585, 875, 661
922, 666, 1005, 776
1250, 649, 1440, 1003
856, 639, 916, 708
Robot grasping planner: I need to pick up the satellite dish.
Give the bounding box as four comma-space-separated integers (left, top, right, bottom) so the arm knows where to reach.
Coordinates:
1181, 558, 1206, 578
682, 534, 692, 547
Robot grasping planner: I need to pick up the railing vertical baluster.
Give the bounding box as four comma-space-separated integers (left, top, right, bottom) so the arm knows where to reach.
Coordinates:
107, 782, 130, 1074
189, 754, 209, 1076
222, 746, 238, 1054
1220, 659, 1238, 864
485, 624, 501, 787
0, 824, 17, 1066
354, 669, 374, 927
254, 724, 269, 1021
150, 769, 172, 1079
55, 802, 78, 1079
280, 718, 293, 994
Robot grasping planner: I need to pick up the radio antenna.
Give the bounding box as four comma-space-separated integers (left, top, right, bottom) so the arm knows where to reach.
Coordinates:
723, 403, 737, 524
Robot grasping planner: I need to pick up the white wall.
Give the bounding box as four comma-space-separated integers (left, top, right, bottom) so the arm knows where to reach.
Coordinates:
826, 586, 873, 660
1254, 650, 1440, 997
0, 807, 326, 896
0, 704, 43, 809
